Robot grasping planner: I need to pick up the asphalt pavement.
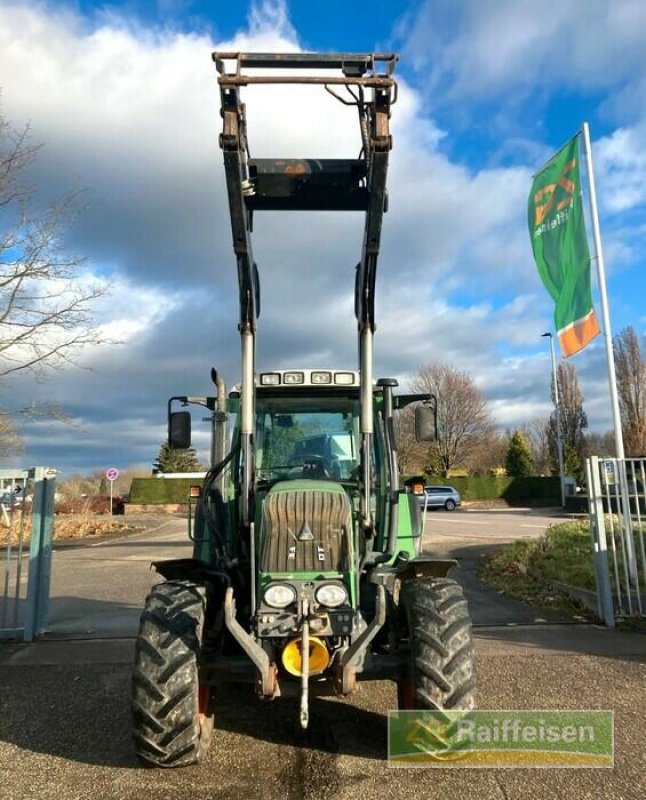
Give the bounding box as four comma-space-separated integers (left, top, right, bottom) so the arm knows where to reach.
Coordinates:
1, 509, 645, 799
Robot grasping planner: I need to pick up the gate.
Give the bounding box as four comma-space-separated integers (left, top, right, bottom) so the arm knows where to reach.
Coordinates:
586, 456, 646, 627
0, 467, 56, 641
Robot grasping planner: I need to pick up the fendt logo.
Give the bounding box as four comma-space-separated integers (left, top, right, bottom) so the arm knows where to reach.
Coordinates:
533, 158, 577, 233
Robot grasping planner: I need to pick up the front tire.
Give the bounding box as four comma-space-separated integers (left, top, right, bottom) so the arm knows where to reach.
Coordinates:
397, 578, 476, 710
132, 580, 214, 767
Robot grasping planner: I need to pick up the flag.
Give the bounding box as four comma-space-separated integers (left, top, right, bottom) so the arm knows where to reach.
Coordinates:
528, 134, 600, 357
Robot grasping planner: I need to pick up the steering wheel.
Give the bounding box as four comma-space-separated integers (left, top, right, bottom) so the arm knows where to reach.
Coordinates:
302, 455, 330, 479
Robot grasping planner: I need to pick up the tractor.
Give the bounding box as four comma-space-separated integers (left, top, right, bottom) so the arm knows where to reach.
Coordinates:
131, 52, 476, 767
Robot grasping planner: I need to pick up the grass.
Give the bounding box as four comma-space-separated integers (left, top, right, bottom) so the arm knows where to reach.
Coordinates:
481, 518, 646, 624
479, 521, 595, 615
529, 522, 596, 590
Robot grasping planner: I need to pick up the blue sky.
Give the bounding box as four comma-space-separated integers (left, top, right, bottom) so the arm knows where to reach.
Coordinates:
0, 0, 644, 475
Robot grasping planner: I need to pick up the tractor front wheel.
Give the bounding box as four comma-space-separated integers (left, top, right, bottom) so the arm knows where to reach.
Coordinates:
132, 580, 214, 767
398, 578, 476, 711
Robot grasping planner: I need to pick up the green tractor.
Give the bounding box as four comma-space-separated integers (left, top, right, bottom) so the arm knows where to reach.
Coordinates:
131, 52, 476, 767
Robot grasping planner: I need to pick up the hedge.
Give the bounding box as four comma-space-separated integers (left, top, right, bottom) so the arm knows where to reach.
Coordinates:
129, 477, 200, 504
131, 475, 562, 506
402, 475, 561, 505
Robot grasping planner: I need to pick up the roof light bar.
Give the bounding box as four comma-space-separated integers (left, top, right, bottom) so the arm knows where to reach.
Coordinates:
311, 371, 332, 384
283, 371, 305, 384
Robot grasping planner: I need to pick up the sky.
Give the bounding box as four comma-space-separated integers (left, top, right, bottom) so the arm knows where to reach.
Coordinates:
0, 0, 645, 478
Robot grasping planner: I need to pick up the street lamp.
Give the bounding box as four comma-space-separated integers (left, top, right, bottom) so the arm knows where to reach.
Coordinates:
542, 332, 566, 507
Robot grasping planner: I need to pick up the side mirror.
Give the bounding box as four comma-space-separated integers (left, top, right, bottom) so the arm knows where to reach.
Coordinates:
415, 404, 437, 442
169, 411, 191, 449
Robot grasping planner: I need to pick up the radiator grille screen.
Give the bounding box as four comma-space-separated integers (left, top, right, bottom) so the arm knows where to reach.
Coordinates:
261, 486, 352, 573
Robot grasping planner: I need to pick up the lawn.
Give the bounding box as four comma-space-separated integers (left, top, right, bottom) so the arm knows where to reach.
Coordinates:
479, 521, 595, 614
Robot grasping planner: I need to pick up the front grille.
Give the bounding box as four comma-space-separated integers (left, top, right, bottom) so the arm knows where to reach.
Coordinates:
261, 484, 352, 573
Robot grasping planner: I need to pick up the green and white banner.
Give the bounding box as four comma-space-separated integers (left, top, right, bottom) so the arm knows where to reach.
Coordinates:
528, 135, 600, 357
388, 710, 614, 767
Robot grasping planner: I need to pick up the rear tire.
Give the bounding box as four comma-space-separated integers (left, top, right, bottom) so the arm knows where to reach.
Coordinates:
444, 499, 456, 511
397, 578, 476, 711
132, 580, 214, 767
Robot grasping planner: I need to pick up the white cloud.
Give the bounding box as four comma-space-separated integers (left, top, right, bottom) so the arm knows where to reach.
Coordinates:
0, 0, 637, 472
404, 0, 646, 107
595, 125, 646, 213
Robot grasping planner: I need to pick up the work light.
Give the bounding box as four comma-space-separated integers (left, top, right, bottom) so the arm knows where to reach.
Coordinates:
263, 583, 297, 609
315, 583, 348, 608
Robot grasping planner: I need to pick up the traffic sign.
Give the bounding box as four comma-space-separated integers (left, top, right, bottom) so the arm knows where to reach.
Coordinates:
105, 467, 119, 482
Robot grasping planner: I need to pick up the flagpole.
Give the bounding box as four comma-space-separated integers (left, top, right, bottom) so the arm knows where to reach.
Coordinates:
542, 332, 566, 507
580, 122, 625, 460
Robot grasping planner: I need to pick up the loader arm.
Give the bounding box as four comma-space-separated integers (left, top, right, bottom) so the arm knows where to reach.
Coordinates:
213, 51, 397, 530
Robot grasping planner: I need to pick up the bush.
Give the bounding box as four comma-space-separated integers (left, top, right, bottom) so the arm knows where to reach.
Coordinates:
56, 496, 113, 514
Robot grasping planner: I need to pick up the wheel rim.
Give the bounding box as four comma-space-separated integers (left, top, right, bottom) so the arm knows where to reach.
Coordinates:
446, 500, 455, 511
397, 680, 415, 710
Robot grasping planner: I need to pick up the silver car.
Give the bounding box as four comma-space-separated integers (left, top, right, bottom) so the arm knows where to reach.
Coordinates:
419, 485, 461, 512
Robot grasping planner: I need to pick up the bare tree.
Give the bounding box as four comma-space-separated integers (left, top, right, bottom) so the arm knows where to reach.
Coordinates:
0, 112, 108, 379
522, 417, 551, 475
60, 465, 151, 498
393, 405, 426, 475
466, 428, 508, 476
582, 429, 615, 459
411, 363, 493, 478
0, 412, 23, 460
613, 326, 646, 456
549, 361, 587, 479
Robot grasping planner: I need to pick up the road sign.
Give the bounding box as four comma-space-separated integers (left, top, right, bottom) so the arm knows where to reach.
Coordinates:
105, 467, 119, 482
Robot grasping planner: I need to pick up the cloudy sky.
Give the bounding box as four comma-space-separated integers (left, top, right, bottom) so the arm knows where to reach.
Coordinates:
0, 0, 644, 477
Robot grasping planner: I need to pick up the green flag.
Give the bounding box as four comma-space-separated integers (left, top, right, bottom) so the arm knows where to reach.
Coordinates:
528, 135, 600, 356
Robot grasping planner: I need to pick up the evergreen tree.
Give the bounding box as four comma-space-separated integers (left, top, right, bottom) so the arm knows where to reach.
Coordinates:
154, 442, 203, 473
505, 430, 535, 477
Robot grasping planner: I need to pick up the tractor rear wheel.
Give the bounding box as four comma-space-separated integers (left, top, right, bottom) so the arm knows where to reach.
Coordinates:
398, 578, 476, 711
132, 580, 214, 767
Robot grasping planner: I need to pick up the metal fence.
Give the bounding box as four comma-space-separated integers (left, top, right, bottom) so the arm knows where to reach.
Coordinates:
0, 467, 56, 641
586, 456, 646, 627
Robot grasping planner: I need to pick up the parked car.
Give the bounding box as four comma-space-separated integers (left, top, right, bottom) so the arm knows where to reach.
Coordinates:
0, 486, 29, 506
418, 485, 461, 512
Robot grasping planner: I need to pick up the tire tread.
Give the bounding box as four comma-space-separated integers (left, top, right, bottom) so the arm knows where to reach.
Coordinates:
399, 577, 477, 711
131, 580, 212, 767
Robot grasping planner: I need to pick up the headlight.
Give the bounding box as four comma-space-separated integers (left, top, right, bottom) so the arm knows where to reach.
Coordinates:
315, 583, 348, 608
263, 583, 297, 609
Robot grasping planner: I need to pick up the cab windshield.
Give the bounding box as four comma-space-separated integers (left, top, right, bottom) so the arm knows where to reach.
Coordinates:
255, 395, 360, 482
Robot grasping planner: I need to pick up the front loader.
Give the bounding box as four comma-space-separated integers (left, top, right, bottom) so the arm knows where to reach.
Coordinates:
131, 52, 476, 767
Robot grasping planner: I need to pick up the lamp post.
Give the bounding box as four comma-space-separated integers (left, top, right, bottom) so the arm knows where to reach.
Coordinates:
542, 332, 566, 507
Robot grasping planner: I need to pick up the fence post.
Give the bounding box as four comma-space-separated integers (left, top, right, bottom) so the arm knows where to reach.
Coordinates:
588, 456, 615, 627
23, 467, 56, 641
